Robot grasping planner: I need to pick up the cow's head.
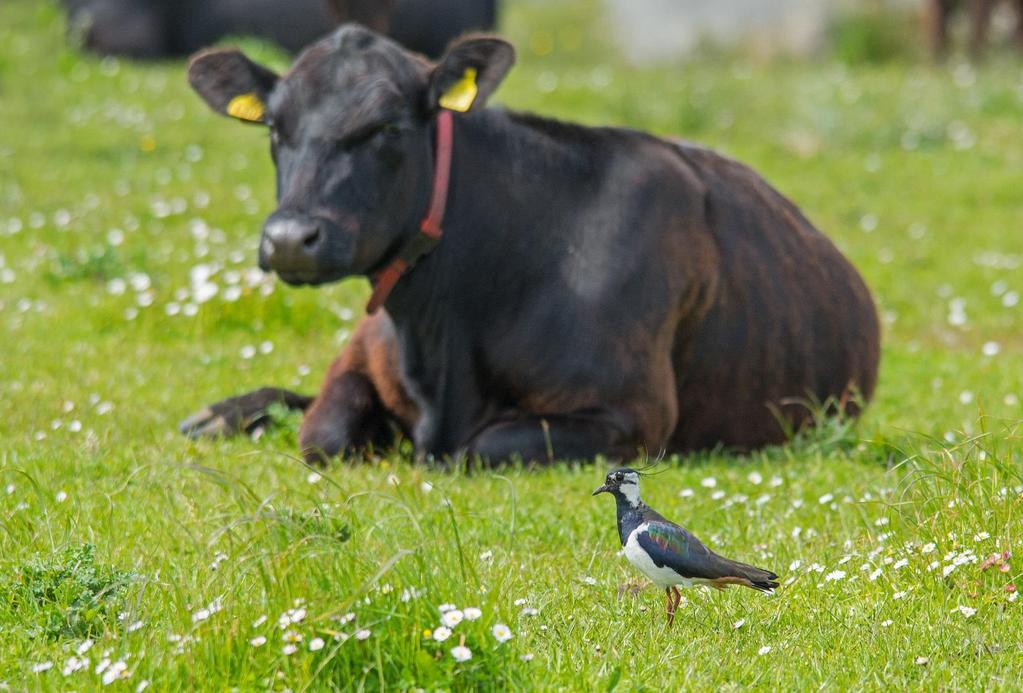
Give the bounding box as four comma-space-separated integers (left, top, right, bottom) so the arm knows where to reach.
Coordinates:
188, 25, 515, 285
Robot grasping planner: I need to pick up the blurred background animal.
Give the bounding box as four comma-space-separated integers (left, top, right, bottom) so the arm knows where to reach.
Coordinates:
381, 0, 498, 59
62, 0, 498, 59
926, 0, 1023, 57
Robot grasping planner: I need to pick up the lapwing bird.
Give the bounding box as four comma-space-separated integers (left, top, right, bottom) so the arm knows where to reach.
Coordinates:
593, 468, 779, 627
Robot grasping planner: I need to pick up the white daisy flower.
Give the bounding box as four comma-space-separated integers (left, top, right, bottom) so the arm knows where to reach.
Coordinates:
463, 607, 483, 621
450, 645, 472, 663
441, 610, 464, 628
101, 661, 128, 685
492, 623, 513, 643
432, 626, 452, 642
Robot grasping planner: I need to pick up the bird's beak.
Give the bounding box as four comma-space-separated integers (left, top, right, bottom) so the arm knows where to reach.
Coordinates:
592, 484, 610, 496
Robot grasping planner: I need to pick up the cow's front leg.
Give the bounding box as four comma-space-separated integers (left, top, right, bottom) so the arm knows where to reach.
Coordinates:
299, 371, 397, 463
299, 311, 418, 463
463, 411, 642, 465
179, 387, 314, 439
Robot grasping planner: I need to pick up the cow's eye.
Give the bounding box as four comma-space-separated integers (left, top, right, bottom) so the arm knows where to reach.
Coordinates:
345, 121, 400, 149
370, 122, 401, 142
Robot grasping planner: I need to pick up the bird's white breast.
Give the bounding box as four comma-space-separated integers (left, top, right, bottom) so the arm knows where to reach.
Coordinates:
624, 523, 692, 589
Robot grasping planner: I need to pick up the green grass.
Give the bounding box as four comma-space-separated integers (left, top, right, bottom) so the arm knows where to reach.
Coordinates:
1, 0, 1022, 689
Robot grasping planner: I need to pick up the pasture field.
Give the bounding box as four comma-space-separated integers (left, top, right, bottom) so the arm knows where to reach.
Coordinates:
1, 1, 1022, 689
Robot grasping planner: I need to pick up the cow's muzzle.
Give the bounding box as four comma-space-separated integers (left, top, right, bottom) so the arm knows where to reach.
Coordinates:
259, 212, 337, 284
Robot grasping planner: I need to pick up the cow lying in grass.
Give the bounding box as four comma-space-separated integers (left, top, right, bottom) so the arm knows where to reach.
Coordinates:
181, 25, 881, 464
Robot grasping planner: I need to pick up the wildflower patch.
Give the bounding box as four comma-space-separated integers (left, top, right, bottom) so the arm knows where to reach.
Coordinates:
1, 544, 136, 640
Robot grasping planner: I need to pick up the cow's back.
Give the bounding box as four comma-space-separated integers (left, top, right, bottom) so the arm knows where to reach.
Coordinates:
665, 142, 880, 451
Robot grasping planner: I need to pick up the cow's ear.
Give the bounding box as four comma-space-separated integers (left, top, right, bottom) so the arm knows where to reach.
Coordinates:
187, 48, 279, 125
427, 36, 515, 113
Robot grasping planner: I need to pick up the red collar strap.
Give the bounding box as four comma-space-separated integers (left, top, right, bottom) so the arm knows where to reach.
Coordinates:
366, 109, 454, 314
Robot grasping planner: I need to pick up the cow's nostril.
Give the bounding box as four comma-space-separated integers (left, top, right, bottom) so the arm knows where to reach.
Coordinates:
303, 227, 322, 250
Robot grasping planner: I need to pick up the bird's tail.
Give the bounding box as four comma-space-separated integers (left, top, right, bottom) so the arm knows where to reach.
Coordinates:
709, 556, 780, 593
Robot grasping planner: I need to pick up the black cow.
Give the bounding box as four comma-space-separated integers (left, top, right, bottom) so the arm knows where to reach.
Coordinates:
63, 0, 497, 59
181, 25, 881, 464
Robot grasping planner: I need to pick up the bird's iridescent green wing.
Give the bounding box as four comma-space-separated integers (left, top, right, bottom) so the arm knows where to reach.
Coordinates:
643, 521, 691, 560
640, 520, 778, 585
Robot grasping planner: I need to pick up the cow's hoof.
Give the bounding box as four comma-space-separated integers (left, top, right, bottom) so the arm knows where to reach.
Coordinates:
179, 406, 232, 438
179, 402, 268, 439
179, 388, 310, 439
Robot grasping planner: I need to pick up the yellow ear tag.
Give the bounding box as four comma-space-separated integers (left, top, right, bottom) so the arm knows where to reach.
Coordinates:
227, 93, 265, 122
438, 67, 478, 113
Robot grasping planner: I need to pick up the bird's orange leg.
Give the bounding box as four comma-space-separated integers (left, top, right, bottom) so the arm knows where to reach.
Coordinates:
671, 586, 683, 622
662, 585, 679, 630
